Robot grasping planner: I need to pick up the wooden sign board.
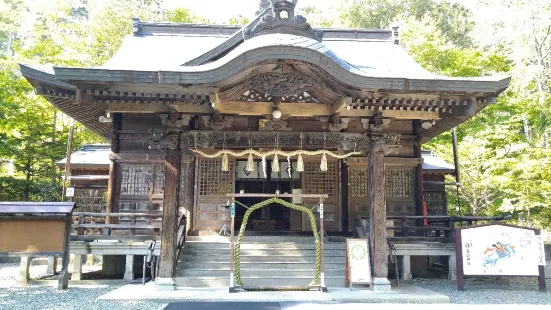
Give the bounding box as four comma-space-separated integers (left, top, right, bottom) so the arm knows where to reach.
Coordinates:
0, 218, 66, 253
345, 238, 372, 288
456, 223, 546, 292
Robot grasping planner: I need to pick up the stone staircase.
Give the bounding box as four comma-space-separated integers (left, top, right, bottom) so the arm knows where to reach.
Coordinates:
175, 235, 346, 288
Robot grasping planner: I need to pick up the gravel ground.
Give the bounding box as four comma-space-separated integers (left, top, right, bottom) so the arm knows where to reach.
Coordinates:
1, 262, 550, 309
0, 262, 165, 310
414, 264, 551, 304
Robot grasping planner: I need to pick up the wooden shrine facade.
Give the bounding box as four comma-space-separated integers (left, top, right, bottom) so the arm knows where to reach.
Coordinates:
22, 0, 510, 289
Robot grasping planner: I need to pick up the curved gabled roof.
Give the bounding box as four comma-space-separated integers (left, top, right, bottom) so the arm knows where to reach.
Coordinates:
53, 32, 509, 95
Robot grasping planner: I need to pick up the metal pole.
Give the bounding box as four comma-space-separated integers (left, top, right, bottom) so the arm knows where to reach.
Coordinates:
319, 198, 327, 292
61, 118, 75, 202
451, 128, 461, 216
229, 199, 236, 293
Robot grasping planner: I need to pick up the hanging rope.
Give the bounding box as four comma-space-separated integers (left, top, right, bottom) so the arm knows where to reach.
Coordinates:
234, 197, 321, 288
194, 149, 362, 159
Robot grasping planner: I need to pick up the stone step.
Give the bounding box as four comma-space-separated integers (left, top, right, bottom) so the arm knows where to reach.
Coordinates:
186, 236, 347, 243
174, 276, 345, 288
176, 268, 344, 278
178, 261, 345, 270
183, 242, 345, 250
179, 255, 345, 264
181, 248, 345, 256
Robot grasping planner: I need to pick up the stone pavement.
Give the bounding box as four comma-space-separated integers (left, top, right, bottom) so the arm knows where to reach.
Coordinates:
99, 283, 450, 304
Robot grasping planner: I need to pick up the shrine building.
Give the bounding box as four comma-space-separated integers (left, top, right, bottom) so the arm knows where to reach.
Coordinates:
20, 0, 510, 291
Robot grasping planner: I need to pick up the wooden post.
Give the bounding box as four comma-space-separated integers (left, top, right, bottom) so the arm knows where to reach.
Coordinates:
58, 213, 72, 289
156, 133, 180, 291
105, 113, 122, 225
371, 149, 388, 280
229, 199, 235, 292
369, 134, 400, 291
413, 120, 424, 224
181, 154, 195, 234
319, 198, 327, 292
61, 118, 74, 202
455, 227, 465, 291
341, 161, 349, 233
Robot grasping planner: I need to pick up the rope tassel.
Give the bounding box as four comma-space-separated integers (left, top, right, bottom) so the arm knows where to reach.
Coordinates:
272, 153, 280, 172
246, 152, 255, 172
222, 152, 229, 171
320, 151, 328, 172
297, 153, 304, 172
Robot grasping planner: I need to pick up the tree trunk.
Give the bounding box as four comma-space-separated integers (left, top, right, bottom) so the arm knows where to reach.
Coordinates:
23, 157, 32, 201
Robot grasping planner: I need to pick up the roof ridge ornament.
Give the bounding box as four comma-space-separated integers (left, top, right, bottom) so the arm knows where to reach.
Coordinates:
243, 0, 323, 41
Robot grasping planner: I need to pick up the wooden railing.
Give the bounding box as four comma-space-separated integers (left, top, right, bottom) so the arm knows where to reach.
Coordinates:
174, 214, 187, 270
353, 215, 512, 243
71, 212, 163, 242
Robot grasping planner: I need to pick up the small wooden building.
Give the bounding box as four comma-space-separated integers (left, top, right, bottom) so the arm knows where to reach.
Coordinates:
21, 0, 509, 289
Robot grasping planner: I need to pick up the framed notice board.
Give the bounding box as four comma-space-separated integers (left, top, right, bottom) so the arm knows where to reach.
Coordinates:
345, 238, 372, 288
456, 223, 546, 292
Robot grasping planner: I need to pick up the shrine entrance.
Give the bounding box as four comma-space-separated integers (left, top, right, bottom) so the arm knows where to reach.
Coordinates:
234, 159, 301, 232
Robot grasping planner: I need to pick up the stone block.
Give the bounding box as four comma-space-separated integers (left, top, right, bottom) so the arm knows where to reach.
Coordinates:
372, 277, 392, 291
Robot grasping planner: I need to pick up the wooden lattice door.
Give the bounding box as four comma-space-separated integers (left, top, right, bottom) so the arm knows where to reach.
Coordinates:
194, 158, 235, 230
348, 166, 369, 232
301, 160, 340, 232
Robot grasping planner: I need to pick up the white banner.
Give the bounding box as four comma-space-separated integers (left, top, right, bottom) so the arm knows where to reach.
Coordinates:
461, 225, 540, 276
347, 239, 371, 284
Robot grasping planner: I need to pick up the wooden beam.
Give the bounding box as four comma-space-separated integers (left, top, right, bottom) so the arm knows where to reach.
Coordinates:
333, 97, 352, 114
220, 101, 333, 116
108, 102, 169, 113
107, 102, 213, 114
210, 93, 221, 112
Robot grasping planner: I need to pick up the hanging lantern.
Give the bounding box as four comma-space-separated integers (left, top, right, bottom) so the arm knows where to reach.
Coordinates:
297, 152, 304, 172
246, 151, 255, 172
272, 153, 280, 172
320, 151, 328, 172
222, 152, 229, 171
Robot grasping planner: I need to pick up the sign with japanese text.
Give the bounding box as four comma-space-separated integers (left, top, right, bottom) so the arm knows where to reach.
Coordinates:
460, 225, 542, 276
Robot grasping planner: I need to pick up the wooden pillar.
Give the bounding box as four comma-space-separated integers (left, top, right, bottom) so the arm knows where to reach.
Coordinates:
371, 148, 388, 279
341, 160, 349, 233
370, 134, 400, 291
181, 152, 195, 234
105, 113, 122, 224
156, 133, 181, 290
413, 120, 424, 220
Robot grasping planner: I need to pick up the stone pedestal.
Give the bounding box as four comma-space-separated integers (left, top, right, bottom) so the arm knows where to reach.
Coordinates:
448, 254, 457, 280
401, 255, 412, 281
47, 257, 58, 275
155, 277, 176, 291
124, 255, 134, 280
72, 255, 84, 280
372, 277, 392, 291
18, 256, 32, 283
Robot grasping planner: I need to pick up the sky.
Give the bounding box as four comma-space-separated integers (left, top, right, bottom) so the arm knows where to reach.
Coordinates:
163, 0, 339, 23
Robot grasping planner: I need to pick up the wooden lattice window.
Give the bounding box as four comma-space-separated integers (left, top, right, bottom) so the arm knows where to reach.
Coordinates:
120, 164, 164, 196
302, 161, 338, 197
385, 168, 413, 199
349, 168, 368, 197
424, 191, 445, 215
74, 189, 107, 213
198, 159, 235, 196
